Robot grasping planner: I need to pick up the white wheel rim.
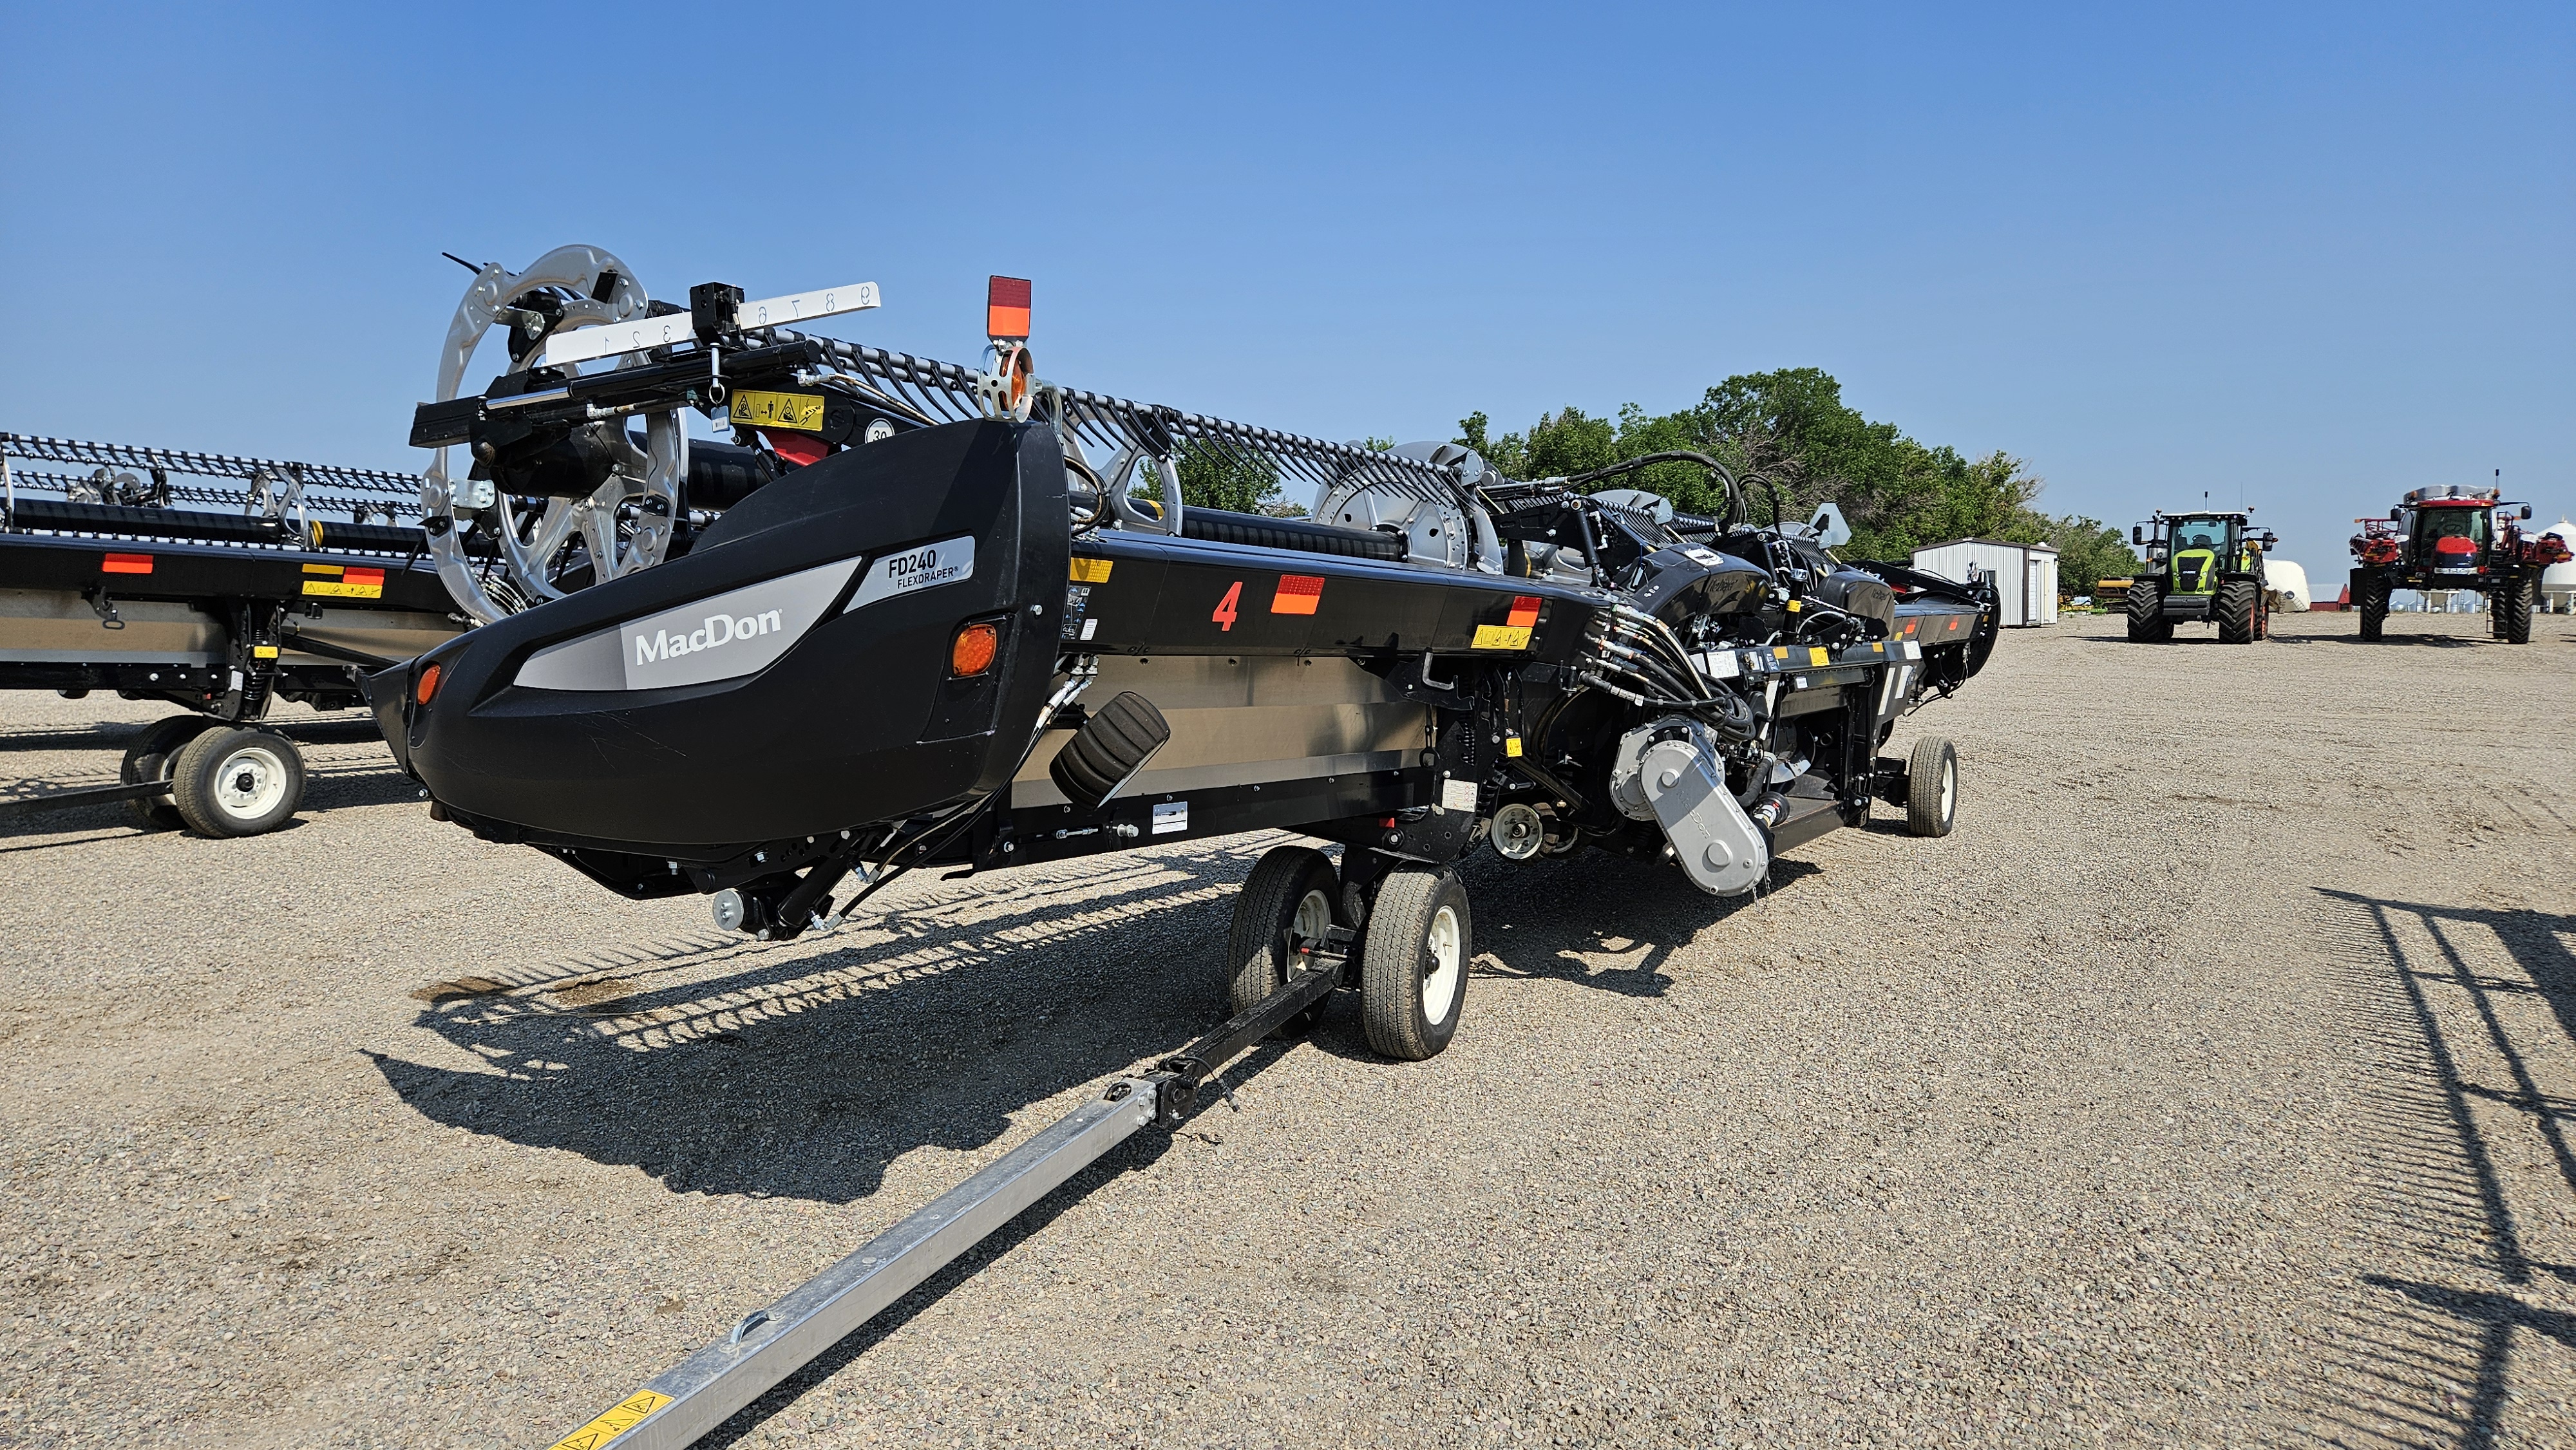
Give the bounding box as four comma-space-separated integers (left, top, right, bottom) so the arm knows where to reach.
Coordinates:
213, 746, 289, 820
1939, 758, 1956, 825
1292, 889, 1332, 948
1421, 904, 1463, 1026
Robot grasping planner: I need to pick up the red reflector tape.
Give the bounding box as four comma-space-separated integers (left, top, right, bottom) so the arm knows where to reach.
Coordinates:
987, 276, 1032, 341
1507, 594, 1541, 628
102, 553, 153, 574
1270, 574, 1325, 615
346, 567, 384, 586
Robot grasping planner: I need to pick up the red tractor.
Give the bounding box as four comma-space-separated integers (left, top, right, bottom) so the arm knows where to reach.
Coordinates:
2349, 485, 2570, 644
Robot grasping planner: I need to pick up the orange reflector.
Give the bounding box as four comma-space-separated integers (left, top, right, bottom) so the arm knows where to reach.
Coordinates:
1506, 594, 1541, 628
1270, 574, 1324, 615
950, 621, 1000, 677
415, 663, 442, 706
102, 552, 154, 574
987, 276, 1031, 341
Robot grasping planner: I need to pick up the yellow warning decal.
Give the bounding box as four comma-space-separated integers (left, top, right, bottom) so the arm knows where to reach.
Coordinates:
1470, 624, 1531, 651
728, 390, 828, 433
303, 563, 343, 576
1772, 647, 1790, 659
546, 1389, 674, 1450
1808, 646, 1829, 666
1871, 641, 1884, 652
303, 565, 384, 599
252, 645, 279, 659
1504, 736, 1524, 758
1068, 558, 1114, 583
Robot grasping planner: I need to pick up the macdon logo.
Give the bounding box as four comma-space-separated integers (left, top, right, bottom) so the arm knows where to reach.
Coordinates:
633, 609, 784, 666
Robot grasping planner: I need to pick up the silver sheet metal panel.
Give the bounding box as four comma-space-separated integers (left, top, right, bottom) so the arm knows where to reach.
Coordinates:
1010, 654, 1430, 807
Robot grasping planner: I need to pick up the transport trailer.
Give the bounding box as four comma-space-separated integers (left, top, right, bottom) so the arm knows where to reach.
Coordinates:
368, 252, 1997, 1447
0, 433, 474, 836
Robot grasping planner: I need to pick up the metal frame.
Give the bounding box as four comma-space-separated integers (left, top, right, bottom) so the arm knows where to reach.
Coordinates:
544, 945, 1352, 1450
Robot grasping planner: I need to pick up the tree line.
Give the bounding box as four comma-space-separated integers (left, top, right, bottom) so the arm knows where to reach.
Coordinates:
1142, 366, 2139, 594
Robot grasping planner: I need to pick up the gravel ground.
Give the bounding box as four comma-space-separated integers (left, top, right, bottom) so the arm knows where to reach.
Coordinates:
5, 607, 2574, 1449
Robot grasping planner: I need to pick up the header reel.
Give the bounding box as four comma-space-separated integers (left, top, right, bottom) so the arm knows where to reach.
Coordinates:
420, 245, 685, 624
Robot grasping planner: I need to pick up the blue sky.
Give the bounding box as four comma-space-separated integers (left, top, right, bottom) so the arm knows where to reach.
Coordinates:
3, 1, 2568, 576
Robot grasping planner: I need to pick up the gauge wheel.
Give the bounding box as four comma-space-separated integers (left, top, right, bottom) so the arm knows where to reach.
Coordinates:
1905, 736, 1958, 838
1226, 845, 1342, 1021
171, 727, 305, 838
119, 715, 218, 831
1359, 865, 1470, 1061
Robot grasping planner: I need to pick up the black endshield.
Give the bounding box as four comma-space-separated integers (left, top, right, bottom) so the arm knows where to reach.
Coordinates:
397, 420, 1068, 849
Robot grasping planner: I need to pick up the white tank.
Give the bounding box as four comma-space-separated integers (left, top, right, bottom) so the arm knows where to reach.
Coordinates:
2543, 520, 2576, 613
2264, 560, 2311, 612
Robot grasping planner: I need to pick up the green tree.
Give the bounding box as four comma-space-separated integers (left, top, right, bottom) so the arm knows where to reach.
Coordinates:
2045, 515, 2141, 596
1458, 368, 2064, 561
1139, 442, 1281, 514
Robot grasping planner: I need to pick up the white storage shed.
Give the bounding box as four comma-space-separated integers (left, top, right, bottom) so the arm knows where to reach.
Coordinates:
1909, 538, 2058, 626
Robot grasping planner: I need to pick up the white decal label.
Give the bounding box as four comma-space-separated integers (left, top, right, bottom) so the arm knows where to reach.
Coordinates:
1682, 547, 1725, 566
514, 557, 858, 692
845, 536, 976, 613
1440, 777, 1479, 813
1151, 801, 1188, 835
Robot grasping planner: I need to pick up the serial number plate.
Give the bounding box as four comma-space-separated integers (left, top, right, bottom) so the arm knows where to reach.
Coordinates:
729, 390, 828, 433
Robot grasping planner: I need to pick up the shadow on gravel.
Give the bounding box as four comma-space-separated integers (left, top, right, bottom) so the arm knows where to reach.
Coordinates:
1454, 848, 1813, 999
2309, 889, 2576, 1449
379, 836, 1815, 1444
372, 851, 1252, 1206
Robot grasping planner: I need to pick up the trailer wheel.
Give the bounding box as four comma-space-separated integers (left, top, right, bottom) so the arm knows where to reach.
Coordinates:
2498, 578, 2533, 645
1226, 845, 1341, 1019
2356, 572, 2389, 641
2124, 579, 2171, 642
1359, 866, 1470, 1061
119, 716, 217, 831
2214, 581, 2258, 644
1905, 736, 1958, 838
171, 727, 305, 838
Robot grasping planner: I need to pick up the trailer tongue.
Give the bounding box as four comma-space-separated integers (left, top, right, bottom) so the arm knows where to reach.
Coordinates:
381, 251, 1996, 1446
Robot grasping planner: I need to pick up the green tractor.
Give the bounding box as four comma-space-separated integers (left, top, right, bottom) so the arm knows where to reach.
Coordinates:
2124, 511, 2277, 643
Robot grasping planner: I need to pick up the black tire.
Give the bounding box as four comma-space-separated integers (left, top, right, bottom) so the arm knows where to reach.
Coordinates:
2498, 578, 2533, 645
119, 715, 217, 831
2125, 579, 2172, 641
1225, 845, 1340, 1018
1904, 736, 1958, 838
2215, 579, 2258, 644
2355, 570, 2389, 641
171, 727, 304, 838
1359, 866, 1470, 1062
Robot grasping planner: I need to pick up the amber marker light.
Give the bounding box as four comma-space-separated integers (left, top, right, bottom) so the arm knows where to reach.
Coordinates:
987, 276, 1031, 341
949, 621, 1000, 677
415, 662, 442, 705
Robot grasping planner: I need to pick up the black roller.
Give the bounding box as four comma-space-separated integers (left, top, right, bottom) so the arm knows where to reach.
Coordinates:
1050, 692, 1170, 811
1179, 507, 1406, 562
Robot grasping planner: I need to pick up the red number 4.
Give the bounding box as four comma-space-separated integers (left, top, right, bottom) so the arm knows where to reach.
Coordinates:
1212, 580, 1242, 632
